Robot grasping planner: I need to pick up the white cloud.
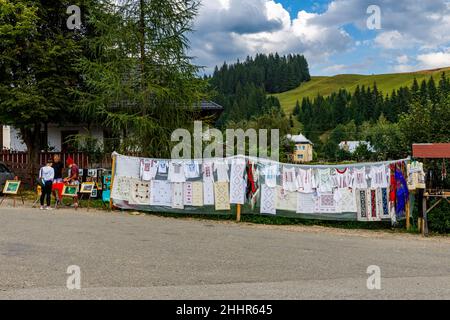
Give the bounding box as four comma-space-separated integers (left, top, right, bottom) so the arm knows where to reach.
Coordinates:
189, 0, 450, 75
396, 55, 409, 64
417, 51, 450, 69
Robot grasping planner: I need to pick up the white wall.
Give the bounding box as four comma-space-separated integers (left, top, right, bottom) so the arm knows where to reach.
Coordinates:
2, 126, 27, 151
2, 125, 104, 152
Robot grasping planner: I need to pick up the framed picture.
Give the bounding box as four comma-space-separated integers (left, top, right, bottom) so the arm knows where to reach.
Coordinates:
91, 188, 98, 198
88, 169, 98, 178
3, 180, 21, 195
80, 182, 95, 194
62, 185, 79, 197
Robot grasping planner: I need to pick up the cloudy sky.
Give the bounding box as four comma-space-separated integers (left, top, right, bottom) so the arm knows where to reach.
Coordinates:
188, 0, 450, 76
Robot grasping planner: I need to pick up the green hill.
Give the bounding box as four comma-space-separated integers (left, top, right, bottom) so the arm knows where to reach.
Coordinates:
274, 67, 450, 115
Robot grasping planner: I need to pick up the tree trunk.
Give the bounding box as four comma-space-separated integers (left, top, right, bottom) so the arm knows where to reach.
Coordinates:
20, 124, 41, 187
139, 0, 147, 116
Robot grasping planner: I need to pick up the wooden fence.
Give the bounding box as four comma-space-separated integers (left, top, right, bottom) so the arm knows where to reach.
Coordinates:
1, 151, 112, 187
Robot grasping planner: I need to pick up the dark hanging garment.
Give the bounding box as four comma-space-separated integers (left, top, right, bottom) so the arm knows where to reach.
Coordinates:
395, 168, 409, 217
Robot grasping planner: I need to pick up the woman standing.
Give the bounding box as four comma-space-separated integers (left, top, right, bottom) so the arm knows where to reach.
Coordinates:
39, 158, 55, 210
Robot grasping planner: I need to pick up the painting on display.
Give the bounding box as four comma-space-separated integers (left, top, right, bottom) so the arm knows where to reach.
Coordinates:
80, 182, 95, 194
62, 185, 79, 197
3, 181, 21, 195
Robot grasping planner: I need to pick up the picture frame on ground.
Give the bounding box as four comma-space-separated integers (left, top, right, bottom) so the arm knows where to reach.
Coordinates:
80, 182, 95, 194
62, 185, 79, 197
3, 180, 21, 195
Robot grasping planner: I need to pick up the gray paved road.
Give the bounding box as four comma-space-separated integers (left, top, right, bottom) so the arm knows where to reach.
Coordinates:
0, 207, 449, 300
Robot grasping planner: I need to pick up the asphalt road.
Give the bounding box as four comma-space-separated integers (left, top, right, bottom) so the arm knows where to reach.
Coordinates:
0, 207, 449, 300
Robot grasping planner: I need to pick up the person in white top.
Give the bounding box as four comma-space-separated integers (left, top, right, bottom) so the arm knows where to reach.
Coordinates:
39, 158, 55, 210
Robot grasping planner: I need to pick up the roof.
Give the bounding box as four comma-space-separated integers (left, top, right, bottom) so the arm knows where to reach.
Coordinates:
194, 101, 224, 111
413, 143, 450, 158
286, 134, 313, 145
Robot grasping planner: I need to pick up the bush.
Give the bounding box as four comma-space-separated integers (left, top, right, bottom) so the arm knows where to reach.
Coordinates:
427, 201, 450, 234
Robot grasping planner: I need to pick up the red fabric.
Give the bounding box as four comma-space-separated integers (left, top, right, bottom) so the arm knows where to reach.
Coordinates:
389, 164, 396, 202
246, 161, 257, 196
52, 183, 65, 199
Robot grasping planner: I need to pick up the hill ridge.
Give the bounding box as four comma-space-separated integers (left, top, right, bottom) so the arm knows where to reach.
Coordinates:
275, 67, 450, 115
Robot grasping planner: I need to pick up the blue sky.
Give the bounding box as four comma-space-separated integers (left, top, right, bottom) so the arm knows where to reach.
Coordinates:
189, 0, 450, 76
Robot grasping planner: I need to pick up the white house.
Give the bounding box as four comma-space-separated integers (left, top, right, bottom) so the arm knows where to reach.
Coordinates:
1, 124, 104, 152
339, 141, 375, 154
286, 134, 314, 163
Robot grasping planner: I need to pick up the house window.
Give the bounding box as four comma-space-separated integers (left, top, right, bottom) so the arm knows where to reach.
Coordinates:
297, 154, 304, 160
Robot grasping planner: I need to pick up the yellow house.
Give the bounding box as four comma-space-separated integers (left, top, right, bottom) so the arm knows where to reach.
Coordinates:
287, 134, 314, 163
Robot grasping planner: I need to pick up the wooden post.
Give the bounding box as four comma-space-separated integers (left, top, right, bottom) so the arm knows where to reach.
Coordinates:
109, 154, 116, 211
423, 194, 429, 237
406, 197, 411, 231
236, 204, 241, 222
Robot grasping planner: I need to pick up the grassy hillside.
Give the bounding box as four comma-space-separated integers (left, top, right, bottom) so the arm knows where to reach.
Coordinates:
274, 67, 450, 115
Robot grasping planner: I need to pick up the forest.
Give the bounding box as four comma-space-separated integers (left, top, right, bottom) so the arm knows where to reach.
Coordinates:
294, 73, 450, 161
208, 53, 310, 126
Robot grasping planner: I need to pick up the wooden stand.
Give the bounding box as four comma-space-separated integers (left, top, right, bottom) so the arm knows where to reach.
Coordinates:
405, 198, 411, 231
0, 192, 25, 208
109, 154, 117, 211
236, 204, 241, 222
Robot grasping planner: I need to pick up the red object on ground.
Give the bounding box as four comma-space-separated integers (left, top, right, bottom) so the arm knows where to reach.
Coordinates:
52, 182, 65, 199
412, 144, 450, 159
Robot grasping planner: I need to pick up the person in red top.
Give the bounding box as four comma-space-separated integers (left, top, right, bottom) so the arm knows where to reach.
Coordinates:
64, 157, 80, 208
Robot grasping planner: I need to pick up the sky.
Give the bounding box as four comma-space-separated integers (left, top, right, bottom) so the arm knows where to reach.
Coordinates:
188, 0, 450, 76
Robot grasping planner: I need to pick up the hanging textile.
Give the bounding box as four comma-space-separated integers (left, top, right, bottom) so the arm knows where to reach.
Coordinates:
368, 189, 381, 221
296, 192, 317, 214
352, 167, 368, 189
369, 165, 389, 188
317, 169, 334, 193
260, 184, 277, 215
140, 159, 158, 182
202, 161, 215, 183
407, 161, 426, 190
332, 168, 352, 189
183, 182, 194, 206
376, 188, 390, 219
229, 158, 246, 205
276, 186, 297, 212
214, 159, 229, 182
172, 183, 184, 209
184, 161, 200, 179
297, 168, 316, 193
192, 182, 204, 207
334, 188, 357, 213
150, 180, 172, 207
261, 163, 279, 189
315, 192, 336, 213
356, 189, 369, 222
214, 182, 231, 211
158, 161, 168, 174
395, 168, 409, 217
111, 176, 131, 201
129, 180, 151, 205
168, 161, 186, 183
203, 181, 215, 206
282, 166, 298, 192
246, 161, 259, 204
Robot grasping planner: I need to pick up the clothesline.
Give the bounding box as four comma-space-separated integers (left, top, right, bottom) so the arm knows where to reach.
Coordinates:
112, 152, 410, 169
